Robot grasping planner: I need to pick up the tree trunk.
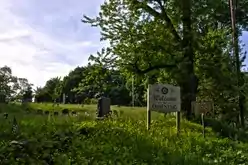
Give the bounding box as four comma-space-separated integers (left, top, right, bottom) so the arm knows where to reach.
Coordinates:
181, 0, 196, 119
229, 0, 245, 128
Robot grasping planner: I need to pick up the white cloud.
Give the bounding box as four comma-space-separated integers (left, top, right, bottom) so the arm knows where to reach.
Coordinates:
4, 0, 245, 88
0, 30, 30, 41
0, 0, 104, 87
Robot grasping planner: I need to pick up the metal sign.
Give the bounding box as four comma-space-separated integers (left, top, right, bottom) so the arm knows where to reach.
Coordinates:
148, 84, 181, 113
147, 84, 181, 133
192, 101, 214, 116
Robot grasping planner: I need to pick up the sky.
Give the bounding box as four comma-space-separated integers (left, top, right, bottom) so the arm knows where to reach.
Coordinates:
0, 0, 247, 88
0, 0, 105, 87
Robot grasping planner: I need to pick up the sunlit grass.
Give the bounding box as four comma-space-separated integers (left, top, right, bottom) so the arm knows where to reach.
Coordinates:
0, 103, 247, 164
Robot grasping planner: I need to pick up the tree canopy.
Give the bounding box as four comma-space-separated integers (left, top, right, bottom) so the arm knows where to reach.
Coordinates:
80, 0, 248, 121
1, 0, 248, 127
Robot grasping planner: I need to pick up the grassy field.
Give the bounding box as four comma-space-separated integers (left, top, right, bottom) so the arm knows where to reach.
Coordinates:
0, 103, 248, 164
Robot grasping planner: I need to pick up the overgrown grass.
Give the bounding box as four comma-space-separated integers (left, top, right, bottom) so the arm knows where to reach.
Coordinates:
0, 103, 248, 164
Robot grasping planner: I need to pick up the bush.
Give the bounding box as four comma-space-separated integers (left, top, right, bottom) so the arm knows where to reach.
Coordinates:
193, 117, 248, 142
0, 103, 248, 164
83, 98, 98, 105
90, 98, 98, 104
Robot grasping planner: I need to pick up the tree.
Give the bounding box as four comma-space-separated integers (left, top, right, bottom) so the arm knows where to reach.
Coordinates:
82, 0, 248, 120
34, 87, 45, 102
22, 86, 33, 102
45, 77, 62, 102
62, 66, 86, 103
34, 77, 62, 103
73, 52, 132, 105
15, 78, 33, 102
0, 66, 20, 102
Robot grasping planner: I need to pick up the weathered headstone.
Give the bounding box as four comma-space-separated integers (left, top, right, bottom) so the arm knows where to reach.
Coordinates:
62, 108, 69, 115
96, 97, 111, 118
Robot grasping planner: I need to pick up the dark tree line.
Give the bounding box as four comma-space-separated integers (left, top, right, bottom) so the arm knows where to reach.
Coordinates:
34, 63, 132, 106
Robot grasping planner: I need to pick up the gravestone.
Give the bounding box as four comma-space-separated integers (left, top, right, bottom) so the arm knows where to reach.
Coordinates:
62, 108, 69, 115
96, 97, 111, 118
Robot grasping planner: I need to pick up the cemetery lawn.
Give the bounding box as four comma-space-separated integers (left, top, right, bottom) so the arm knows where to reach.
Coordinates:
0, 103, 248, 164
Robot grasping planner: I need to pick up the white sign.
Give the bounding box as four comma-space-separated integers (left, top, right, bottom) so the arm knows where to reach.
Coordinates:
148, 84, 181, 113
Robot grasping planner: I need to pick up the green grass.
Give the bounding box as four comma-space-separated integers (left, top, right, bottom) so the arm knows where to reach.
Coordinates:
24, 103, 162, 120
0, 103, 248, 164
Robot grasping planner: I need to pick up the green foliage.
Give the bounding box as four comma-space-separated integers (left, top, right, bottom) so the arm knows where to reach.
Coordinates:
81, 0, 248, 120
83, 98, 98, 105
22, 86, 33, 101
0, 66, 33, 103
35, 62, 132, 105
35, 77, 62, 103
25, 0, 248, 124
0, 103, 248, 164
1, 0, 248, 163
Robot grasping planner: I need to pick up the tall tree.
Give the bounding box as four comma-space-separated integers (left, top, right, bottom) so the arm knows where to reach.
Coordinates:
229, 0, 245, 127
22, 86, 33, 102
0, 66, 19, 102
62, 66, 86, 103
82, 0, 248, 119
16, 78, 33, 101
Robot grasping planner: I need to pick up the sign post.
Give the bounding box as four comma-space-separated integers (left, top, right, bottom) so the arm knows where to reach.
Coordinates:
201, 113, 205, 138
62, 93, 66, 104
192, 101, 214, 138
147, 85, 150, 130
176, 111, 180, 136
147, 84, 181, 133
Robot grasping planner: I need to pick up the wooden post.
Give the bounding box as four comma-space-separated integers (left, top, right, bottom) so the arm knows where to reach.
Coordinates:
176, 111, 180, 135
62, 93, 66, 104
201, 113, 205, 138
147, 85, 151, 130
132, 75, 135, 107
147, 109, 151, 130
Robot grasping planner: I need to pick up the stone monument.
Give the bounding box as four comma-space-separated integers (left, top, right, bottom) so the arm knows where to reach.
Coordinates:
96, 97, 111, 118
